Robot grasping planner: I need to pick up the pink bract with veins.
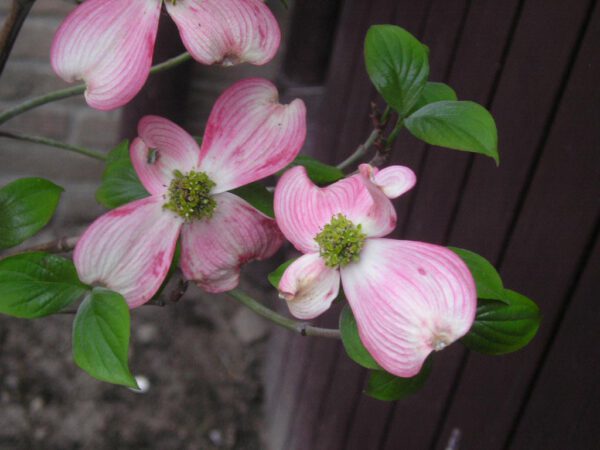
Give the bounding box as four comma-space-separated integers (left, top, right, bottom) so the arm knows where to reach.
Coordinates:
74, 78, 306, 308
273, 164, 477, 378
51, 0, 281, 110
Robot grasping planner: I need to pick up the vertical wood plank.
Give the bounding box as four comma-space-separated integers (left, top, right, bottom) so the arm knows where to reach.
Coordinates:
315, 0, 377, 164
282, 0, 343, 85
433, 2, 599, 447
508, 233, 600, 450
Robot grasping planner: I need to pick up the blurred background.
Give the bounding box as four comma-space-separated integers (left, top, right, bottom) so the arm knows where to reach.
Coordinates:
0, 0, 598, 449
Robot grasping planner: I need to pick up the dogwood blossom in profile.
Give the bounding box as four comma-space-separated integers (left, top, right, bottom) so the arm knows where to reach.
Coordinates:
51, 0, 281, 110
274, 164, 476, 377
74, 79, 306, 307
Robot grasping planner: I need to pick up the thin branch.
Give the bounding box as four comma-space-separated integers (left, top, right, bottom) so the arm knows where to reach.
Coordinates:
2, 235, 79, 258
369, 118, 404, 167
0, 131, 106, 160
168, 277, 189, 304
337, 128, 381, 170
227, 289, 341, 339
0, 52, 192, 125
54, 284, 341, 340
336, 104, 391, 170
146, 271, 189, 307
0, 0, 36, 76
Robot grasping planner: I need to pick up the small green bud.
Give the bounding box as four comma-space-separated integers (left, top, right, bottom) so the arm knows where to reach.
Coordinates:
164, 170, 216, 221
315, 214, 366, 268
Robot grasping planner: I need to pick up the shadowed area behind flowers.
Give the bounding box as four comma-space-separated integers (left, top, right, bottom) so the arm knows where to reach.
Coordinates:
0, 278, 275, 449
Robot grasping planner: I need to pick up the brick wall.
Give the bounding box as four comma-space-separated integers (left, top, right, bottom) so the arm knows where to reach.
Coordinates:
0, 0, 292, 246
0, 0, 120, 243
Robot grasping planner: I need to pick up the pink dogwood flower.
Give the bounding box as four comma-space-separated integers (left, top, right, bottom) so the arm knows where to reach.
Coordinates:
274, 164, 477, 377
51, 0, 281, 110
74, 78, 306, 307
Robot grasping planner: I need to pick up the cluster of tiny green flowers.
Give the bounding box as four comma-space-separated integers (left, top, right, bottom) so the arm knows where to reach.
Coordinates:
164, 170, 216, 221
315, 213, 367, 268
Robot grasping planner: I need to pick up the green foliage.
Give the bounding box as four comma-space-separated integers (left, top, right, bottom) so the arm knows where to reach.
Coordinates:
96, 140, 148, 209
0, 252, 88, 318
268, 258, 296, 289
72, 288, 137, 387
410, 81, 457, 114
364, 25, 430, 115
282, 155, 345, 185
450, 247, 540, 354
405, 100, 499, 164
462, 290, 541, 355
339, 305, 381, 370
231, 182, 275, 218
450, 247, 505, 301
0, 177, 63, 249
366, 358, 432, 401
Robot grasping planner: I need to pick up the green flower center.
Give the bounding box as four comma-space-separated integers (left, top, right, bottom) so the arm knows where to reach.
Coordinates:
315, 214, 366, 268
164, 170, 216, 221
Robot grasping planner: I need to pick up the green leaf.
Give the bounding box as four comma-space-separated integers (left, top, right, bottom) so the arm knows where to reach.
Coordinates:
0, 252, 88, 318
462, 290, 541, 355
231, 182, 274, 218
405, 100, 499, 164
0, 178, 63, 249
410, 82, 457, 114
339, 305, 381, 370
96, 140, 149, 209
268, 258, 296, 289
449, 247, 505, 301
366, 358, 432, 401
282, 155, 345, 185
73, 287, 137, 387
364, 24, 430, 115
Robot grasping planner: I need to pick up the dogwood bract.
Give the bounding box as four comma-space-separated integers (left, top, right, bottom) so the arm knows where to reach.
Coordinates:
74, 78, 306, 307
51, 0, 280, 110
274, 164, 477, 377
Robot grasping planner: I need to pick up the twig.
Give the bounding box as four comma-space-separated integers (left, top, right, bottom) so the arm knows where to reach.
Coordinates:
0, 0, 36, 76
227, 288, 341, 339
336, 104, 390, 170
337, 128, 381, 170
168, 277, 189, 304
0, 52, 192, 125
54, 285, 341, 340
147, 271, 189, 306
0, 131, 106, 160
2, 235, 79, 258
369, 119, 404, 167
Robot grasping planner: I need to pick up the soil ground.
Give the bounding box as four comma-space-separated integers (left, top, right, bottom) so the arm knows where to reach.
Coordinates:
0, 278, 274, 450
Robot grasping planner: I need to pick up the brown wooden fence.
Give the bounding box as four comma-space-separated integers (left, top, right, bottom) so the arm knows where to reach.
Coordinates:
261, 0, 600, 448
